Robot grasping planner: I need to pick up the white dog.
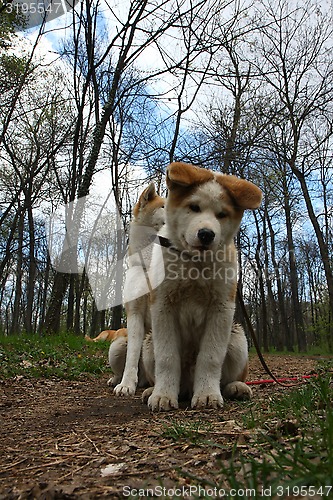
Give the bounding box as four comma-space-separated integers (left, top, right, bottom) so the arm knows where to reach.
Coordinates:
142, 162, 262, 411
110, 183, 164, 393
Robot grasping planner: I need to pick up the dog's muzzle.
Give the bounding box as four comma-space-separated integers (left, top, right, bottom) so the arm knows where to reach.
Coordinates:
197, 228, 215, 246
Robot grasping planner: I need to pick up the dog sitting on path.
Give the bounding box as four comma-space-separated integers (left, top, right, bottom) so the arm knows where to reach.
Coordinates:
110, 183, 165, 394
143, 162, 262, 411
109, 163, 262, 411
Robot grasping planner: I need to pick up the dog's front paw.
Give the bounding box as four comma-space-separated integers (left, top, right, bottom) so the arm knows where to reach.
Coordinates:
191, 392, 224, 409
223, 381, 252, 400
114, 381, 136, 396
147, 390, 178, 411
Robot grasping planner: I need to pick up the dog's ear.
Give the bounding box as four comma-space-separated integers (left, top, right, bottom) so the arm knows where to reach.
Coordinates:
138, 182, 157, 207
166, 162, 213, 189
217, 175, 262, 210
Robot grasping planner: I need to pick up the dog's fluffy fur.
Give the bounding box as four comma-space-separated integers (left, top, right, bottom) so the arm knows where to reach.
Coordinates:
110, 163, 262, 411
110, 183, 164, 394
144, 162, 261, 410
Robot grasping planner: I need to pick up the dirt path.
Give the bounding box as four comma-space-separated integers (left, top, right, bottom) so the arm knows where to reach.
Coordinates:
0, 355, 319, 499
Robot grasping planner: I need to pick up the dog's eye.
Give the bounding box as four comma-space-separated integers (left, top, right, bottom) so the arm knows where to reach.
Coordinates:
217, 211, 227, 219
189, 204, 201, 213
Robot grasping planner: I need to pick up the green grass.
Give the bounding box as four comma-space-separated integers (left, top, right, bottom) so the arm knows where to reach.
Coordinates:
249, 344, 333, 356
0, 332, 110, 379
162, 419, 212, 444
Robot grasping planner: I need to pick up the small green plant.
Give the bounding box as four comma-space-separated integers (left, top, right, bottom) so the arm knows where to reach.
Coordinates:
241, 404, 258, 430
162, 419, 212, 444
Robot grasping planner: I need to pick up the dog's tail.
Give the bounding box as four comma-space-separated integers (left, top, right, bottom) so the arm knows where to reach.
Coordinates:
84, 335, 94, 342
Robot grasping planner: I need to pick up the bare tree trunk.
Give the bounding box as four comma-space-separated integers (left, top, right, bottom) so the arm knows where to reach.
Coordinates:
74, 274, 84, 335
11, 210, 24, 335
66, 274, 75, 333
38, 253, 51, 334
25, 202, 36, 334
283, 182, 307, 352
266, 210, 292, 351
253, 213, 269, 352
44, 272, 70, 334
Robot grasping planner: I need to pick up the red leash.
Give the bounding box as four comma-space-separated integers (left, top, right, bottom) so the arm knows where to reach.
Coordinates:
246, 374, 317, 386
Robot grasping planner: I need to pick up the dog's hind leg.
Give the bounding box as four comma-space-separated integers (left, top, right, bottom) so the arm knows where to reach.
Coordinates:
108, 337, 127, 387
221, 324, 252, 401
141, 332, 155, 385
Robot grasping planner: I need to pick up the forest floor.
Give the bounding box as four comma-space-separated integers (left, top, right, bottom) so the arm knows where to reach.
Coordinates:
0, 354, 328, 499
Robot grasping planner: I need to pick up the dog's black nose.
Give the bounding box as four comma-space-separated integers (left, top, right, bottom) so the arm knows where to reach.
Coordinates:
198, 228, 215, 246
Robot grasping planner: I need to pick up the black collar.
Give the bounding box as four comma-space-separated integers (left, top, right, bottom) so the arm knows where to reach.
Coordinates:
154, 235, 185, 254
150, 234, 183, 254
154, 235, 196, 259
156, 235, 174, 249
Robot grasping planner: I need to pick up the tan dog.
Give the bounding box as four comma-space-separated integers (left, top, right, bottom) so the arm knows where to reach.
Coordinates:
110, 183, 165, 393
85, 328, 127, 342
142, 162, 262, 411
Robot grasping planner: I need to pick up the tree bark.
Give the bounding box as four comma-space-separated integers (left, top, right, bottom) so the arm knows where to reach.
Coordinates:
283, 180, 307, 352
266, 209, 292, 350
25, 202, 36, 334
11, 210, 24, 335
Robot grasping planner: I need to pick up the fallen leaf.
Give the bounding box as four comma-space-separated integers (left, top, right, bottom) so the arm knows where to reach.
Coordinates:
101, 462, 126, 477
